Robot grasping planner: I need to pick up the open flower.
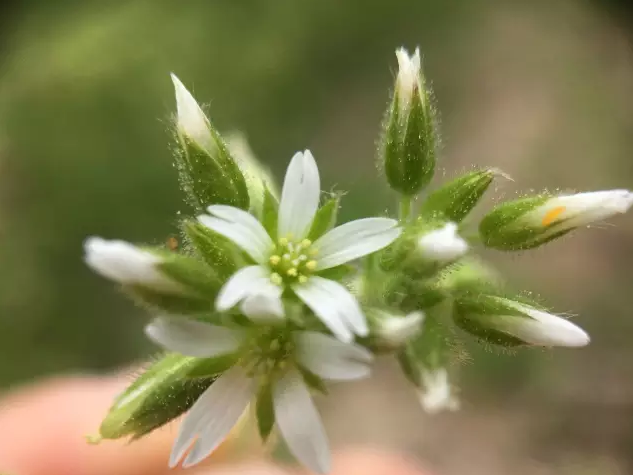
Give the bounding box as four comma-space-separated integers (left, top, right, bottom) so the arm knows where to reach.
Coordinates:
145, 315, 373, 473
199, 150, 402, 342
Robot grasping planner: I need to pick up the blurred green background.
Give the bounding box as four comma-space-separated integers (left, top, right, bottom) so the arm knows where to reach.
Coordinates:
1, 0, 632, 473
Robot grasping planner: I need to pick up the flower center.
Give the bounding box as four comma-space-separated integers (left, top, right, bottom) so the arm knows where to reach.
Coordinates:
268, 236, 318, 285
242, 330, 295, 378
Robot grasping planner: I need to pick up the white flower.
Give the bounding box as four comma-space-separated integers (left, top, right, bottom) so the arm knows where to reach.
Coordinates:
395, 47, 422, 114
486, 298, 590, 347
171, 73, 215, 152
144, 316, 373, 474
417, 367, 459, 414
374, 311, 424, 347
522, 189, 633, 231
417, 222, 468, 263
83, 237, 185, 294
198, 150, 402, 342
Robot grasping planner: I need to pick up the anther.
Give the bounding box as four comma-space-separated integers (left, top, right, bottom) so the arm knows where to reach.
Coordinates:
305, 260, 317, 271
301, 239, 312, 248
287, 268, 298, 277
283, 254, 291, 260
278, 237, 289, 246
269, 255, 281, 265
298, 275, 308, 284
270, 273, 283, 285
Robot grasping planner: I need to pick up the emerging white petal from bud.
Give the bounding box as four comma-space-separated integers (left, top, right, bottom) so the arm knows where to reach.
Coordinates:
492, 299, 590, 348
395, 47, 421, 113
417, 368, 459, 414
524, 189, 633, 231
417, 222, 468, 263
374, 311, 424, 347
171, 73, 214, 152
84, 237, 185, 294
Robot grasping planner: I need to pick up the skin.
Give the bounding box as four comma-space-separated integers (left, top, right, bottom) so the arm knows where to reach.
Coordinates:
0, 373, 429, 475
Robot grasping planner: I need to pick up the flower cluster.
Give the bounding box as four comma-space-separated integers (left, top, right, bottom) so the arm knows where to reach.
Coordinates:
84, 47, 633, 474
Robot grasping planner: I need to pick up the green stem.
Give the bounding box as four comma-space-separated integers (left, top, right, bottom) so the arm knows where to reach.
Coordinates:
399, 196, 412, 222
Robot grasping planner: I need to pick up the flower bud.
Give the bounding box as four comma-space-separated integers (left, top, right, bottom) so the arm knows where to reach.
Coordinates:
84, 237, 224, 311
84, 237, 186, 294
454, 295, 590, 347
371, 310, 424, 348
171, 74, 249, 211
416, 222, 468, 263
479, 189, 633, 250
98, 353, 222, 440
419, 169, 499, 222
382, 47, 436, 196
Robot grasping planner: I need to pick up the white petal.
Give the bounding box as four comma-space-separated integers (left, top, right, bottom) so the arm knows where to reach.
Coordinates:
170, 366, 254, 468
416, 222, 468, 263
395, 47, 421, 113
526, 189, 633, 230
273, 368, 330, 474
296, 276, 367, 338
417, 367, 460, 414
295, 331, 373, 381
375, 311, 424, 347
216, 266, 273, 312
145, 317, 246, 357
314, 218, 401, 270
83, 237, 185, 294
199, 205, 273, 263
277, 150, 321, 240
240, 291, 285, 322
497, 301, 590, 347
171, 73, 214, 151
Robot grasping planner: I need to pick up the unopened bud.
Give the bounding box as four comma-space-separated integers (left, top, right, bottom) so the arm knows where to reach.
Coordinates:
419, 169, 499, 222
382, 47, 436, 196
454, 295, 590, 347
171, 74, 249, 211
480, 190, 633, 250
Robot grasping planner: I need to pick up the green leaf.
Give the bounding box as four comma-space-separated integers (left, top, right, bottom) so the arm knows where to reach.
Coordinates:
255, 382, 275, 441
308, 195, 340, 240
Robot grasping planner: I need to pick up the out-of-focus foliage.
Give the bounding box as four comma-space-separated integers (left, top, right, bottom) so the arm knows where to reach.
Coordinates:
1, 0, 633, 473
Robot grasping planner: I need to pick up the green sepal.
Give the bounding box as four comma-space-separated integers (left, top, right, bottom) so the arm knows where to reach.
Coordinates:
453, 294, 537, 347
143, 248, 224, 301
396, 346, 422, 387
126, 286, 213, 315
261, 185, 279, 240
255, 382, 275, 441
419, 169, 496, 222
298, 367, 328, 395
308, 194, 341, 240
174, 131, 250, 212
437, 257, 502, 296
181, 220, 240, 279
99, 353, 231, 440
385, 276, 447, 313
479, 195, 568, 251
382, 82, 436, 196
